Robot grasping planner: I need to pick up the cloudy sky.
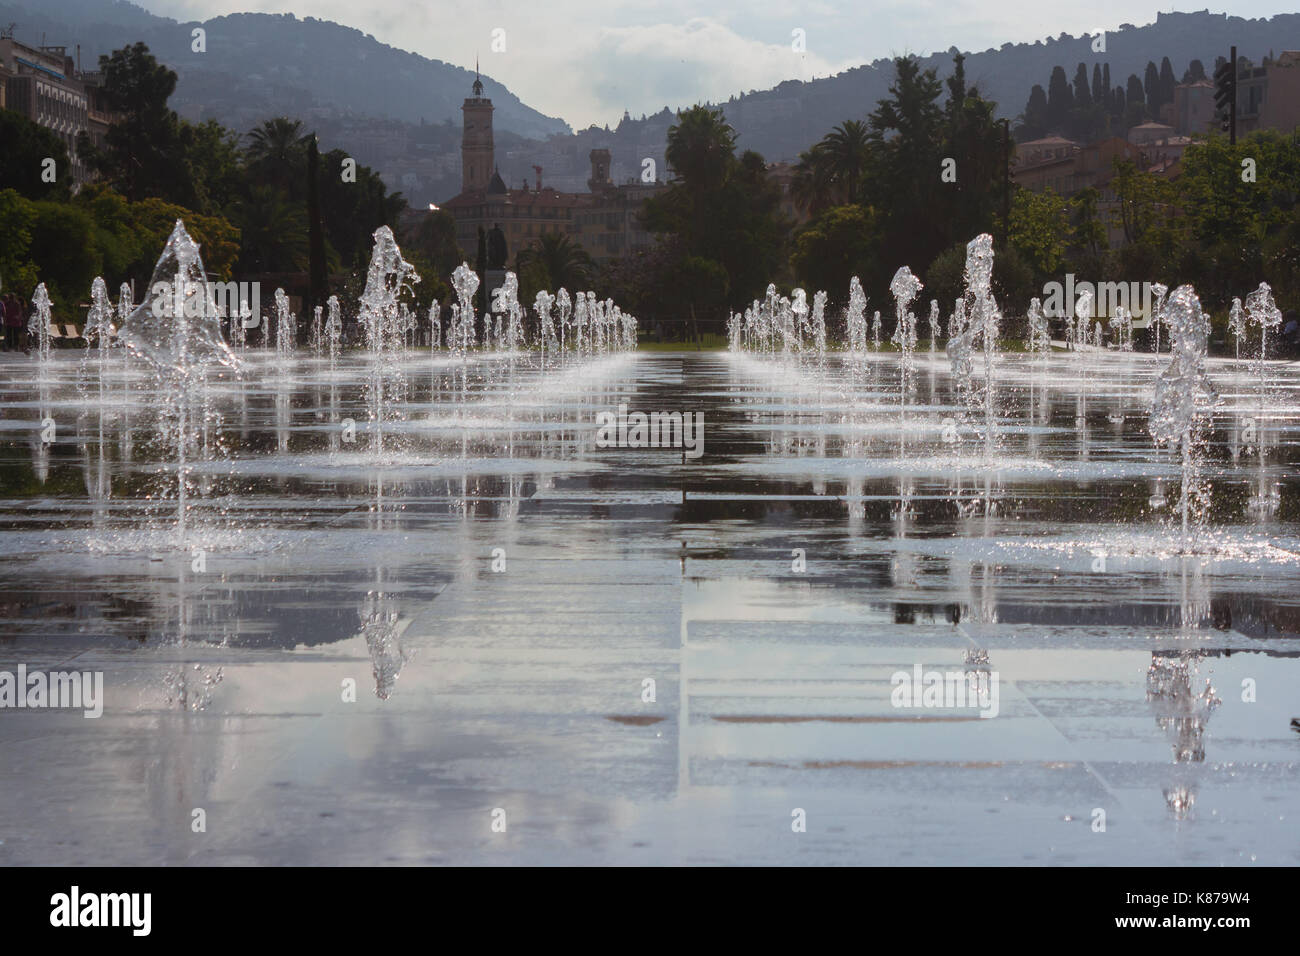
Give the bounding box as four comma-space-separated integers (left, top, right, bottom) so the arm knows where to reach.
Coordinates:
139, 1, 1291, 128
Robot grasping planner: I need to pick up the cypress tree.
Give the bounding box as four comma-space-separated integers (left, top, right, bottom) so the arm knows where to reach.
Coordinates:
1159, 57, 1177, 106
1127, 74, 1145, 109
1073, 63, 1092, 109
1047, 65, 1073, 129
476, 226, 488, 318
306, 134, 328, 323
1023, 84, 1050, 138
1143, 61, 1160, 108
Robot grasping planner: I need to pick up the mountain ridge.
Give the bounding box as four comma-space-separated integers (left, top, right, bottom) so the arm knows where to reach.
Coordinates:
5, 4, 1299, 206
0, 0, 571, 139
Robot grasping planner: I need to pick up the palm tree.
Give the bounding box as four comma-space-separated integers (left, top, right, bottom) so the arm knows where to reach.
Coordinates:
792, 144, 837, 215
244, 118, 308, 195
818, 120, 872, 204
665, 105, 736, 193
516, 233, 595, 291
235, 184, 309, 273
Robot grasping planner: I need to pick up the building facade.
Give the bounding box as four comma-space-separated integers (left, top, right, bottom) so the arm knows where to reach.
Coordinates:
1172, 79, 1215, 136
443, 73, 666, 267
0, 33, 114, 187
1237, 51, 1300, 136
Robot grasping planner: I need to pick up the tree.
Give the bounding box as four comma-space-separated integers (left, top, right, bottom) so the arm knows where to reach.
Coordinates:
1020, 84, 1050, 140
245, 117, 308, 198
598, 236, 687, 331
1143, 61, 1161, 110
1092, 64, 1104, 106
318, 148, 405, 270
945, 52, 969, 126
1066, 60, 1108, 143
78, 43, 194, 205
1007, 187, 1073, 279
0, 183, 238, 312
26, 201, 101, 310
1184, 59, 1207, 83
856, 54, 1003, 275
76, 44, 241, 215
1125, 74, 1146, 124
864, 56, 946, 271
1176, 130, 1300, 305
0, 190, 39, 296
926, 239, 1033, 316
818, 120, 872, 204
405, 208, 464, 293
678, 256, 729, 338
657, 105, 738, 264
74, 184, 149, 284
128, 197, 240, 279
234, 184, 308, 273
1047, 65, 1073, 129
645, 107, 787, 316
0, 111, 72, 200
1180, 131, 1300, 246
1070, 186, 1109, 272
942, 68, 1005, 247
727, 150, 788, 304
1262, 204, 1300, 311
1073, 63, 1092, 109
516, 233, 595, 294
792, 144, 839, 214
184, 120, 244, 216
1159, 57, 1177, 108
1128, 73, 1149, 111
790, 204, 883, 302
1109, 159, 1181, 285
664, 105, 735, 196
306, 135, 328, 318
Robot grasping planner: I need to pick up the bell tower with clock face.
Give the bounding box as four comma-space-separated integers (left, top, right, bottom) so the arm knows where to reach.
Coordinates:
461, 64, 495, 193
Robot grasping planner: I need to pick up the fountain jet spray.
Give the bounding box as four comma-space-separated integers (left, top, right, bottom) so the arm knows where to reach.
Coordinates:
358, 226, 419, 458
118, 220, 241, 541
1149, 285, 1219, 552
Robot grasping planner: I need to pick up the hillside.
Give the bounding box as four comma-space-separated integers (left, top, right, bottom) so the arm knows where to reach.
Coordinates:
0, 0, 570, 139
650, 10, 1300, 163
4, 5, 1298, 205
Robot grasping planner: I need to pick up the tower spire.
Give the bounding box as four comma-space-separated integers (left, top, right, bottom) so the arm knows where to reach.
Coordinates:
462, 54, 494, 193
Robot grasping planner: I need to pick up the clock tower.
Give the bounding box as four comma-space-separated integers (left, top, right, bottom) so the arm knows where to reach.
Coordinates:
461, 64, 495, 194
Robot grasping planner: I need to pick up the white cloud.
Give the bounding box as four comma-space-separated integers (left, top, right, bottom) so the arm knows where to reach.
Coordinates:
565, 19, 853, 124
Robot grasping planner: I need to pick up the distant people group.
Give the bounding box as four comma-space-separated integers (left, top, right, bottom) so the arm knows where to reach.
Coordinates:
2, 293, 28, 354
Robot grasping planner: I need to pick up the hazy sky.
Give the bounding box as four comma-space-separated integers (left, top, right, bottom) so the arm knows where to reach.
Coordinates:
139, 1, 1292, 128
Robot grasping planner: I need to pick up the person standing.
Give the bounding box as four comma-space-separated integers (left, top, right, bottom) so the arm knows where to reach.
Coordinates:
3, 294, 24, 352
17, 294, 31, 354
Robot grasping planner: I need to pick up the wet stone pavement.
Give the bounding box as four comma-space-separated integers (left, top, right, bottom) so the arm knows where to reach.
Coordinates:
0, 347, 1298, 864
